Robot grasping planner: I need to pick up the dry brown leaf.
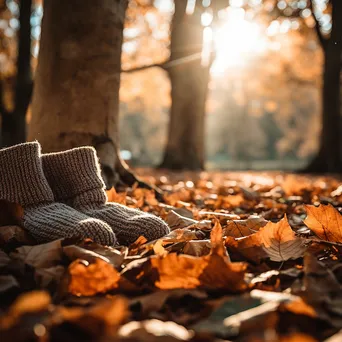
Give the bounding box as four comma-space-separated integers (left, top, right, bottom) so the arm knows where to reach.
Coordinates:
280, 333, 318, 342
223, 216, 268, 238
0, 275, 19, 293
301, 253, 342, 321
35, 266, 65, 288
0, 225, 36, 247
11, 239, 63, 269
57, 296, 128, 336
281, 297, 317, 318
182, 240, 211, 256
304, 204, 342, 242
129, 289, 207, 316
163, 228, 204, 243
63, 245, 108, 263
226, 216, 305, 262
0, 249, 10, 268
122, 220, 247, 292
0, 200, 23, 227
106, 187, 127, 205
68, 258, 120, 296
153, 239, 168, 256
165, 210, 198, 230
0, 291, 51, 330
77, 241, 124, 267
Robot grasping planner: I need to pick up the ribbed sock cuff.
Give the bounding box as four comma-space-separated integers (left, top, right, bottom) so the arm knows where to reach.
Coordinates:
42, 146, 106, 202
0, 141, 54, 207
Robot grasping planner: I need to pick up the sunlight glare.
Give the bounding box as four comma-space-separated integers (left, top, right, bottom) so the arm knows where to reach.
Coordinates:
211, 8, 265, 76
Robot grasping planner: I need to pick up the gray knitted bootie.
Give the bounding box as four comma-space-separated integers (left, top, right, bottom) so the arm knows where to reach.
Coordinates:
42, 147, 170, 245
0, 142, 116, 246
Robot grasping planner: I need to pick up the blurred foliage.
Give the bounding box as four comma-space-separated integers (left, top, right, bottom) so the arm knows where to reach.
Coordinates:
0, 0, 333, 168
119, 0, 328, 168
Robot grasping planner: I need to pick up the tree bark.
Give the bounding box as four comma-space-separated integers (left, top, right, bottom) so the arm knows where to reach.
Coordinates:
28, 0, 128, 187
159, 0, 212, 170
304, 0, 342, 173
1, 0, 32, 147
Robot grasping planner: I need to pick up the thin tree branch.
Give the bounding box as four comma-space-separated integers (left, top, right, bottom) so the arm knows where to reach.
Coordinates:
122, 51, 204, 74
309, 0, 328, 51
121, 62, 167, 73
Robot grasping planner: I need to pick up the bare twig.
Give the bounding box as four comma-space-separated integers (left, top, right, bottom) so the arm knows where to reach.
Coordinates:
121, 62, 167, 73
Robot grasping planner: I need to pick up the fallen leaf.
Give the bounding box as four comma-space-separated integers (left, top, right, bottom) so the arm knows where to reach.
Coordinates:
280, 334, 318, 342
165, 210, 198, 230
163, 228, 205, 243
0, 290, 51, 330
11, 239, 63, 269
223, 216, 268, 238
68, 259, 120, 296
56, 296, 128, 336
35, 265, 65, 288
0, 225, 36, 248
226, 216, 305, 262
77, 240, 124, 267
122, 221, 247, 292
258, 216, 306, 262
106, 187, 127, 204
0, 249, 10, 268
153, 239, 168, 256
63, 245, 112, 264
130, 289, 207, 316
0, 275, 19, 293
303, 254, 342, 316
182, 240, 211, 256
304, 204, 342, 242
281, 297, 317, 318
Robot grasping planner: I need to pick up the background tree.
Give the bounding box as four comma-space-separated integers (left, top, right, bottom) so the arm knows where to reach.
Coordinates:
0, 0, 32, 147
158, 0, 212, 170
28, 0, 134, 188
304, 0, 341, 172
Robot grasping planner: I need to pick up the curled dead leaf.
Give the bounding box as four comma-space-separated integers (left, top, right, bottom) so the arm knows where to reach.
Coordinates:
0, 290, 51, 330
11, 239, 63, 269
223, 216, 268, 238
226, 216, 305, 262
165, 210, 198, 230
106, 188, 127, 205
56, 296, 128, 336
304, 204, 342, 242
0, 225, 36, 248
68, 258, 120, 296
122, 220, 247, 292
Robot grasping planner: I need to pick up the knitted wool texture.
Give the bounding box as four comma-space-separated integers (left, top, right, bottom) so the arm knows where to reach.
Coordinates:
0, 142, 116, 246
42, 146, 170, 245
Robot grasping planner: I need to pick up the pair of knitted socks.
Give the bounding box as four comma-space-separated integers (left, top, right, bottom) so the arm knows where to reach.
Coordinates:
0, 142, 169, 246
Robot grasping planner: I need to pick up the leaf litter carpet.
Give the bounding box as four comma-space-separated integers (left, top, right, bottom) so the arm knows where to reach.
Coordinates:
0, 170, 342, 342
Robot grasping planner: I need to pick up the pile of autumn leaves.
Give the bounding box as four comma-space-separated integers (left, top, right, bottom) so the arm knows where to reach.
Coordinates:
0, 172, 342, 341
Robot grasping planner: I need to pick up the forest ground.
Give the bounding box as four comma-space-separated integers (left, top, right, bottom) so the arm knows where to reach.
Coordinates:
0, 169, 342, 341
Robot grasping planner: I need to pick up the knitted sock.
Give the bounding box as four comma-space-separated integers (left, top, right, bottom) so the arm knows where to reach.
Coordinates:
0, 142, 116, 246
42, 147, 170, 245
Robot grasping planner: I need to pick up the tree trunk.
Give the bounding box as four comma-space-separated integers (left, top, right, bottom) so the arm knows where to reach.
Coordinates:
159, 1, 212, 170
28, 0, 128, 187
304, 0, 342, 173
1, 0, 32, 147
